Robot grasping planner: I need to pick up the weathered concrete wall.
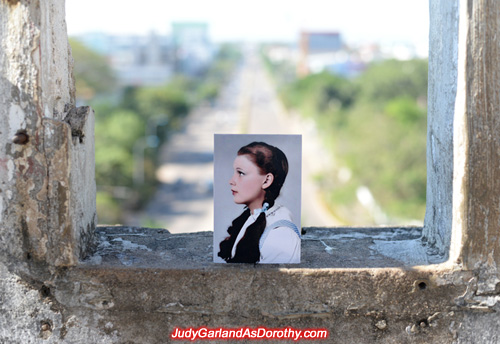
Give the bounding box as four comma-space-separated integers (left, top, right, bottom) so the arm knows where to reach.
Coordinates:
424, 0, 500, 271
451, 0, 500, 271
427, 1, 500, 341
0, 1, 99, 341
423, 0, 458, 259
0, 262, 117, 343
0, 0, 96, 267
2, 225, 500, 343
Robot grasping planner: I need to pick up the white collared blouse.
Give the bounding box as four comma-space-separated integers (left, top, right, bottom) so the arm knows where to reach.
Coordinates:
231, 204, 301, 263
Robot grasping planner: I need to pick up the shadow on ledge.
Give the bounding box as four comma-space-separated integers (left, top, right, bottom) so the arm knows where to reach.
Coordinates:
83, 226, 445, 269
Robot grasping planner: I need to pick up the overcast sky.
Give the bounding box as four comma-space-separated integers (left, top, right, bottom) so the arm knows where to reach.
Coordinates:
66, 0, 429, 51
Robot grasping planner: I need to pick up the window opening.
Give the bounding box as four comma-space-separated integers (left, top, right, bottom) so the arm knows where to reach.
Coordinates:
65, 1, 430, 239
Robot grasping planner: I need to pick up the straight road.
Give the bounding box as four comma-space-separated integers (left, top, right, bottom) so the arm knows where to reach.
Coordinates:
127, 48, 340, 233
242, 53, 340, 227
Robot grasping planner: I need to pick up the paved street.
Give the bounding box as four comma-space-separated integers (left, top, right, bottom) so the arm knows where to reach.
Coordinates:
127, 49, 340, 233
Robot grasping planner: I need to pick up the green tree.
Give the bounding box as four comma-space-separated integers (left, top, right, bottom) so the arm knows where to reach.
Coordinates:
356, 59, 428, 106
133, 83, 190, 130
274, 57, 428, 223
94, 110, 144, 187
71, 39, 242, 224
69, 38, 117, 100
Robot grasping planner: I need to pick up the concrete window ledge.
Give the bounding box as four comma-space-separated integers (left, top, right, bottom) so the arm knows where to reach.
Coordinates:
85, 226, 439, 269
41, 226, 489, 343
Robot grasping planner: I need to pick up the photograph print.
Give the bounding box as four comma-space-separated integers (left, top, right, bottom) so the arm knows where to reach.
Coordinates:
213, 134, 302, 264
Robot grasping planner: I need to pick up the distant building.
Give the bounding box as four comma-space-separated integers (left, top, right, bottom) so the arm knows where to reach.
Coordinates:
297, 31, 424, 78
265, 43, 298, 64
303, 32, 343, 53
74, 23, 215, 87
171, 22, 214, 76
298, 31, 344, 76
111, 32, 175, 86
298, 31, 367, 77
76, 32, 174, 86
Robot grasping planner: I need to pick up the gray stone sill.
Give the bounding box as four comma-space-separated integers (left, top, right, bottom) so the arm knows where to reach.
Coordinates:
82, 225, 446, 270
53, 225, 472, 339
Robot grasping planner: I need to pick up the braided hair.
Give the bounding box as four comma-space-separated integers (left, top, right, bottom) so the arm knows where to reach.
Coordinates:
218, 142, 289, 263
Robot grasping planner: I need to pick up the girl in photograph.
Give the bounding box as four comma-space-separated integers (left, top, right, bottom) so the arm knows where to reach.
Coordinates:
218, 142, 300, 264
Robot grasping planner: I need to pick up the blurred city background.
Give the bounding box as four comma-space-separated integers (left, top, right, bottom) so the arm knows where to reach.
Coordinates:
65, 1, 429, 232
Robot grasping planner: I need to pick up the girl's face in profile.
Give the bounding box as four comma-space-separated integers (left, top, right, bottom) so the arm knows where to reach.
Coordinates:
229, 155, 269, 212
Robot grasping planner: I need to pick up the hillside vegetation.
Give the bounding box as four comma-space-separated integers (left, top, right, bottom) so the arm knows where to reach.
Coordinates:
265, 53, 428, 224
70, 39, 242, 224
